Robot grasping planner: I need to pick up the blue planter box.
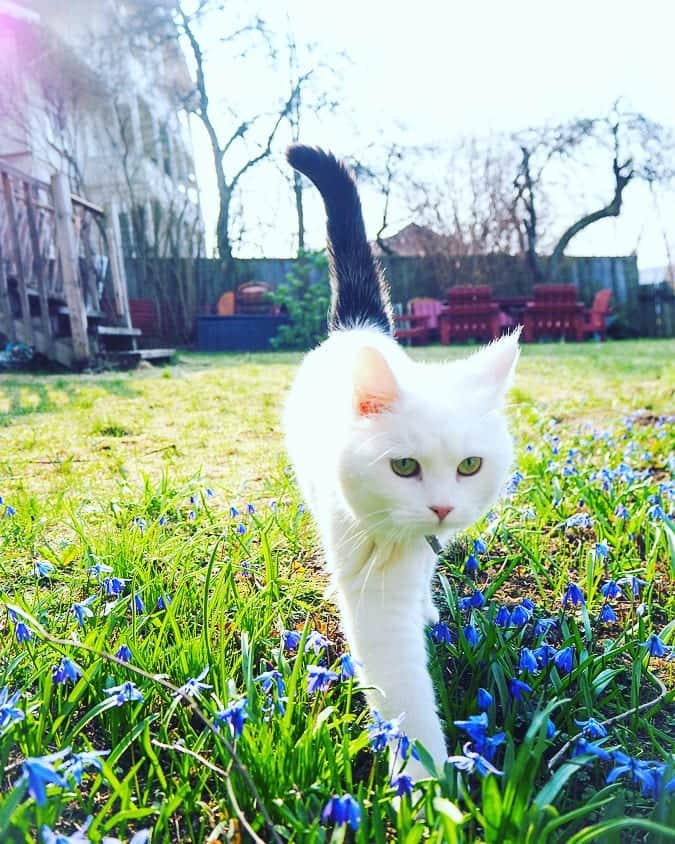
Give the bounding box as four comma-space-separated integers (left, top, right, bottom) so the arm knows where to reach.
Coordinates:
196, 315, 287, 352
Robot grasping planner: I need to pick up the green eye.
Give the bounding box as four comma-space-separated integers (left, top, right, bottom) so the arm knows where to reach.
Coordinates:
390, 458, 421, 478
457, 456, 483, 476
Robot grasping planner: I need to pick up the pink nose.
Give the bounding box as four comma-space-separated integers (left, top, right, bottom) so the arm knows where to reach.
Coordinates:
430, 505, 453, 522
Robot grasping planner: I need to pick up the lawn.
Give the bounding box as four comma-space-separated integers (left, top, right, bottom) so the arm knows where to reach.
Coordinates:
0, 339, 673, 843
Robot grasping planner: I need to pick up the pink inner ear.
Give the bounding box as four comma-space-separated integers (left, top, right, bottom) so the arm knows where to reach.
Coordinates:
353, 346, 399, 416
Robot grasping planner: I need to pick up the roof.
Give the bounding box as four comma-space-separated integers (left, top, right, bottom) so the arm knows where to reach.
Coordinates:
372, 223, 448, 257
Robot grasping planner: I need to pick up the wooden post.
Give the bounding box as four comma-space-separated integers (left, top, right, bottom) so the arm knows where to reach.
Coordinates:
1, 171, 33, 344
51, 172, 89, 366
23, 180, 53, 356
0, 226, 16, 342
106, 201, 134, 337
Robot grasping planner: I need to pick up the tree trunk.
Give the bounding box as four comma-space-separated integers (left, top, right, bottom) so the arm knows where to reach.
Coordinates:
293, 170, 305, 254
547, 157, 633, 282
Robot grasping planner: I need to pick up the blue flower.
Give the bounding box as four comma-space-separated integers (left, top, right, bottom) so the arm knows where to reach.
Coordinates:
599, 603, 618, 623
87, 561, 113, 579
614, 504, 630, 520
52, 658, 81, 685
454, 712, 489, 742
642, 633, 669, 658
14, 620, 32, 642
158, 515, 168, 526
566, 513, 593, 529
281, 629, 301, 652
533, 644, 557, 668
62, 750, 109, 784
533, 617, 556, 637
573, 737, 611, 760
594, 542, 609, 560
305, 630, 331, 655
554, 646, 575, 674
134, 594, 145, 614
473, 538, 488, 555
447, 742, 504, 777
307, 665, 339, 694
255, 670, 285, 697
102, 577, 127, 597
5, 505, 16, 517
0, 687, 24, 732
247, 502, 255, 514
600, 580, 622, 599
477, 688, 493, 711
519, 648, 539, 673
495, 606, 511, 627
236, 523, 246, 535
430, 622, 453, 644
368, 710, 406, 753
463, 625, 480, 648
41, 816, 93, 843
339, 653, 360, 680
618, 575, 649, 597
506, 471, 524, 495
115, 644, 133, 663
175, 666, 212, 698
206, 488, 215, 497
562, 583, 585, 608
229, 506, 239, 518
464, 554, 479, 575
470, 589, 486, 608
104, 681, 144, 706
156, 594, 172, 611
321, 794, 361, 831
391, 773, 414, 797
509, 678, 532, 700
510, 604, 531, 627
215, 698, 248, 737
649, 504, 666, 521
33, 559, 54, 578
71, 596, 96, 627
575, 717, 607, 739
19, 749, 70, 806
546, 718, 556, 739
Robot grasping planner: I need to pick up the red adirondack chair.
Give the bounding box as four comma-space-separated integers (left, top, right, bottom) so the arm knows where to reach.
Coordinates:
438, 286, 502, 344
409, 297, 445, 333
523, 284, 585, 342
582, 289, 613, 340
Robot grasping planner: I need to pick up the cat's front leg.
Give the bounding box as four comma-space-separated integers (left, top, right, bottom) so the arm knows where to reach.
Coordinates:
336, 565, 448, 778
422, 589, 439, 625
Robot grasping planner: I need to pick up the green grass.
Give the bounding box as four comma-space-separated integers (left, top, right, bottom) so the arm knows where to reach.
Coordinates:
0, 339, 673, 843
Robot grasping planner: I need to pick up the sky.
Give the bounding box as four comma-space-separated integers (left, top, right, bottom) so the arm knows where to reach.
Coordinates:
190, 0, 675, 270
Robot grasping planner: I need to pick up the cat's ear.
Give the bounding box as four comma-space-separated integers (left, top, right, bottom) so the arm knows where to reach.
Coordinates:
468, 328, 521, 406
353, 346, 399, 416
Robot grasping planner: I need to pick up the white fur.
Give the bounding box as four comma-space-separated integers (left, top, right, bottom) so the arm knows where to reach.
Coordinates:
283, 327, 519, 779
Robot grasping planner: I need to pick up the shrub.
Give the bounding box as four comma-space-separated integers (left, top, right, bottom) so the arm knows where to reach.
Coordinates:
270, 251, 331, 350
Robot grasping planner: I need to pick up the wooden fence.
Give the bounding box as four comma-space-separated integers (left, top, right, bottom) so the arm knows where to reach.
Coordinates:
638, 282, 674, 338
124, 253, 675, 341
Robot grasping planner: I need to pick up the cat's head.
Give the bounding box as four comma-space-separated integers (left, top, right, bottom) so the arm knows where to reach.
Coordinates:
337, 331, 520, 542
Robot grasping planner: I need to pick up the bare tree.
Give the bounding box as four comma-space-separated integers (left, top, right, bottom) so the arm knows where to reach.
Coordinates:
514, 105, 675, 282
283, 30, 343, 255
116, 2, 312, 285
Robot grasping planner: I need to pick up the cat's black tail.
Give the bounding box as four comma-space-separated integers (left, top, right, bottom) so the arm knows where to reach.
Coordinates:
286, 145, 393, 334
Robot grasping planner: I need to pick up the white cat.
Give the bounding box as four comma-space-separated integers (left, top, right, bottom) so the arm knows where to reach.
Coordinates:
283, 146, 520, 780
